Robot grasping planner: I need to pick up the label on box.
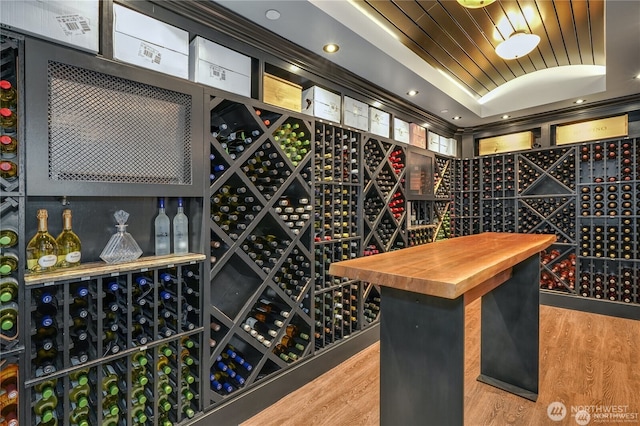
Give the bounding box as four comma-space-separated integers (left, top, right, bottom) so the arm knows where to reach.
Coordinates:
0, 0, 99, 52
209, 64, 226, 80
56, 14, 92, 36
138, 42, 162, 64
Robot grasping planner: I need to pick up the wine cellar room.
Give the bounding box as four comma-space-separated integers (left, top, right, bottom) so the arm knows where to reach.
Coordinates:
1, 1, 640, 426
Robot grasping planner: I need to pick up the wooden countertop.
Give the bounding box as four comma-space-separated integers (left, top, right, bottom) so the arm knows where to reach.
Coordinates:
329, 233, 556, 299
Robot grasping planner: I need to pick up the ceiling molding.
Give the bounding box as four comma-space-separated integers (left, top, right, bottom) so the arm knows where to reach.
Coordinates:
147, 0, 457, 136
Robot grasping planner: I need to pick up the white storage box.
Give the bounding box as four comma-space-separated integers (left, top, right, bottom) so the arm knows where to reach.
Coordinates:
369, 107, 390, 138
189, 37, 251, 97
394, 118, 410, 143
0, 0, 99, 53
113, 4, 188, 79
428, 131, 440, 152
301, 86, 341, 123
343, 96, 369, 131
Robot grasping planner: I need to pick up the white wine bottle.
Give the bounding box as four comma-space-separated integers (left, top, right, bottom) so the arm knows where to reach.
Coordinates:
173, 197, 189, 254
26, 209, 58, 273
56, 209, 81, 268
155, 197, 171, 255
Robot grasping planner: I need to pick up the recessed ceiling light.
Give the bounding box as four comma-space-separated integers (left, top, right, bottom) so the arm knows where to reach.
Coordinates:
575, 99, 585, 104
265, 9, 281, 20
323, 43, 339, 53
502, 114, 510, 119
407, 90, 418, 96
635, 73, 640, 79
453, 116, 462, 120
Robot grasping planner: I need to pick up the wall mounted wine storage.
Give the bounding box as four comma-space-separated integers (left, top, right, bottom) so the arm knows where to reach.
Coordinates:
23, 255, 205, 426
1, 30, 24, 426
452, 140, 639, 308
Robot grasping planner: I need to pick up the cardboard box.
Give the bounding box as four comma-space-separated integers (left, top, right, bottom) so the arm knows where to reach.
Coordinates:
410, 123, 426, 149
0, 0, 99, 53
301, 86, 341, 123
369, 107, 390, 138
428, 131, 440, 152
113, 4, 189, 79
263, 74, 302, 112
189, 36, 251, 97
343, 97, 368, 131
394, 118, 410, 143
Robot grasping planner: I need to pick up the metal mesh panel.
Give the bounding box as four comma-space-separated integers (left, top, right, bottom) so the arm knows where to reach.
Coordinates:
47, 61, 192, 184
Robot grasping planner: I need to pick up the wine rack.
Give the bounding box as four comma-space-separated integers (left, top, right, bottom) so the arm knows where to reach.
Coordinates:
313, 121, 363, 350
451, 158, 481, 237
23, 255, 205, 425
453, 140, 640, 307
207, 96, 317, 406
576, 139, 640, 304
1, 30, 23, 426
362, 137, 407, 252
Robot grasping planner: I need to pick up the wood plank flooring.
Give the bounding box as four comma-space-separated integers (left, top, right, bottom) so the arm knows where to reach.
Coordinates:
241, 300, 640, 426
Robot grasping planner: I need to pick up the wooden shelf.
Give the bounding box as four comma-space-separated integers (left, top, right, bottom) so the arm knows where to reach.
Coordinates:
330, 233, 556, 299
24, 253, 206, 285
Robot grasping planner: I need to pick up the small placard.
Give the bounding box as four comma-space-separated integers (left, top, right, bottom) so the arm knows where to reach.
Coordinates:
478, 131, 533, 155
263, 74, 302, 112
556, 115, 628, 145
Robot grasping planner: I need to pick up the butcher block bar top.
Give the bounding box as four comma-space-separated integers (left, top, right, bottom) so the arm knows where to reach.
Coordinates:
329, 232, 556, 300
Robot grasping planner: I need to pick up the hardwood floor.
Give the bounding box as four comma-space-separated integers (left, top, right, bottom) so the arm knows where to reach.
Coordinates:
241, 300, 640, 426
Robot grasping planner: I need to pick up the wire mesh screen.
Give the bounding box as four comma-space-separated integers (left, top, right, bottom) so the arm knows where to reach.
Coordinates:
47, 61, 192, 185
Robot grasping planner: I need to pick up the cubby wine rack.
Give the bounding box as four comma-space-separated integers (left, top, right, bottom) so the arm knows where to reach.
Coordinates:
452, 140, 639, 306
1, 31, 23, 426
576, 138, 640, 304
313, 121, 363, 350
451, 158, 481, 237
23, 255, 205, 426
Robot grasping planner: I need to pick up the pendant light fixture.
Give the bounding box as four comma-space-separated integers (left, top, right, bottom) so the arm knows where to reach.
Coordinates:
495, 30, 540, 60
456, 0, 496, 8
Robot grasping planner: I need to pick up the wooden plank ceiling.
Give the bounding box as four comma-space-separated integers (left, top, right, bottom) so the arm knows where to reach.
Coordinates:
356, 0, 605, 97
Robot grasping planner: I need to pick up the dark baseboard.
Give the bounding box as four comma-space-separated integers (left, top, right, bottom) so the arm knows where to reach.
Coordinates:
541, 291, 640, 321
188, 323, 380, 426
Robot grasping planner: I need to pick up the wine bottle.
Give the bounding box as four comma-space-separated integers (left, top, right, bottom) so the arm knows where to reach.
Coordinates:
102, 365, 120, 396
0, 277, 18, 303
173, 197, 189, 254
0, 301, 18, 333
0, 80, 17, 108
0, 160, 17, 181
55, 209, 81, 268
155, 197, 171, 255
33, 391, 58, 424
26, 209, 58, 273
0, 134, 17, 159
0, 108, 16, 131
130, 400, 148, 423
